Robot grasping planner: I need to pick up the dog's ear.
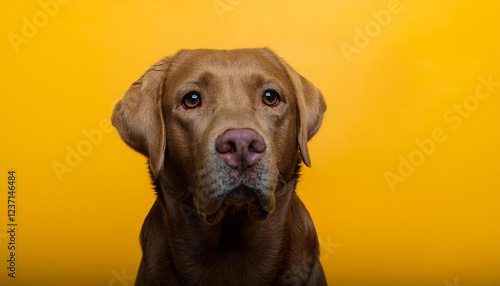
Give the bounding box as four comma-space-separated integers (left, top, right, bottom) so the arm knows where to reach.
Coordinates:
112, 57, 170, 179
276, 56, 326, 167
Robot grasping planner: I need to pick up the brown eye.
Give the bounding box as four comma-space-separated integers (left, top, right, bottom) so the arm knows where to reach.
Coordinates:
262, 90, 280, 107
181, 92, 201, 109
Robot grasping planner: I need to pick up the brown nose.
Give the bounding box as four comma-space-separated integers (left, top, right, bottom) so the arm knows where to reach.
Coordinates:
215, 129, 266, 169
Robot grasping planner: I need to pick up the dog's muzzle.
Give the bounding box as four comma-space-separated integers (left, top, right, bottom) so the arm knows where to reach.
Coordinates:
195, 128, 277, 224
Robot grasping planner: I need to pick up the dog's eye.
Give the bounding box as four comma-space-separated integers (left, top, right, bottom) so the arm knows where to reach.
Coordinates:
181, 92, 201, 109
262, 90, 280, 107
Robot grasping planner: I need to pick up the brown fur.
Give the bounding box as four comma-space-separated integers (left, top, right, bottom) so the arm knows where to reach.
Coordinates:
112, 48, 327, 285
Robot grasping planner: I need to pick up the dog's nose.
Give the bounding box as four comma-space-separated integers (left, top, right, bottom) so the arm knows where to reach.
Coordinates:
215, 129, 266, 169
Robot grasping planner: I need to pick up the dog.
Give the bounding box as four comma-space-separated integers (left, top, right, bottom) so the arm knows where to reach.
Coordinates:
112, 48, 327, 286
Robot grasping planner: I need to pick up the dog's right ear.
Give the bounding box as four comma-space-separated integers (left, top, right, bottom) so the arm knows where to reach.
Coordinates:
112, 57, 170, 179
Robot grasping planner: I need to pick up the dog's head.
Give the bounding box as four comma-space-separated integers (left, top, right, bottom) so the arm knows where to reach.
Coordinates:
112, 49, 326, 224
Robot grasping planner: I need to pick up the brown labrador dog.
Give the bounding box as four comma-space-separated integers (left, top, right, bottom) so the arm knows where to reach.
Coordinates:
112, 48, 327, 286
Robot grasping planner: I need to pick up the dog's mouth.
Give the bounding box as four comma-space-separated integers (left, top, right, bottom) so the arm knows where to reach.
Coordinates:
195, 148, 278, 225
224, 186, 257, 204
201, 185, 274, 225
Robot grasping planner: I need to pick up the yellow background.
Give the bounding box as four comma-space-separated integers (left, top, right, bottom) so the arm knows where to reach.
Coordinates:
1, 1, 499, 285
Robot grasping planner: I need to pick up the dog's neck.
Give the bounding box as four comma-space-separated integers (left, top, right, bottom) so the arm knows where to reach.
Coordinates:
145, 167, 300, 284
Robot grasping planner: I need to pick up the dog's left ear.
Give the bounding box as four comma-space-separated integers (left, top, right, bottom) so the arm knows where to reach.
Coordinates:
276, 56, 327, 167
112, 57, 170, 179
